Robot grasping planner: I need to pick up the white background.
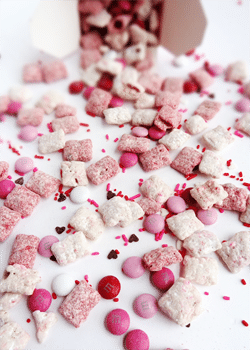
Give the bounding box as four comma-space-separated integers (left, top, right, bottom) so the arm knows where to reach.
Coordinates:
0, 1, 250, 350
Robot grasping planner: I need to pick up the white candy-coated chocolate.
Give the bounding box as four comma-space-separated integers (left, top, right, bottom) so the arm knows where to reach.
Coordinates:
52, 273, 76, 297
70, 186, 90, 204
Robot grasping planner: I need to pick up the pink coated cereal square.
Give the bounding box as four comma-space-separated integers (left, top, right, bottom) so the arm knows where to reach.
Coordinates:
198, 150, 224, 179
139, 145, 171, 172
80, 32, 103, 49
78, 0, 103, 14
36, 90, 65, 115
55, 104, 77, 118
85, 88, 112, 117
243, 81, 250, 99
17, 108, 44, 127
23, 62, 43, 83
61, 161, 88, 187
235, 112, 250, 136
143, 246, 183, 271
8, 234, 40, 269
0, 96, 10, 113
80, 49, 102, 70
42, 61, 68, 83
0, 322, 30, 350
105, 31, 129, 51
117, 134, 150, 153
189, 68, 214, 89
86, 155, 120, 185
58, 280, 101, 328
63, 139, 93, 162
214, 183, 248, 212
162, 77, 184, 94
138, 72, 163, 95
154, 105, 182, 131
112, 79, 145, 101
137, 197, 161, 215
194, 100, 222, 121
170, 147, 202, 176
140, 175, 173, 205
155, 91, 181, 109
183, 230, 222, 257
202, 125, 234, 151
182, 256, 218, 286
4, 185, 40, 218
51, 116, 79, 134
25, 170, 60, 198
240, 195, 250, 224
0, 207, 21, 242
0, 161, 9, 181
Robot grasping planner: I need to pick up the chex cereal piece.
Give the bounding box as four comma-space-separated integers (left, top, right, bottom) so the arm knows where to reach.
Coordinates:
170, 147, 202, 176
0, 293, 23, 311
129, 24, 158, 45
51, 232, 90, 266
240, 195, 250, 224
194, 100, 222, 121
4, 185, 40, 218
189, 68, 214, 89
137, 197, 161, 215
80, 49, 102, 69
38, 129, 65, 154
199, 150, 224, 179
0, 310, 9, 326
117, 134, 150, 153
79, 64, 102, 87
0, 161, 9, 181
0, 264, 41, 295
51, 115, 79, 134
78, 1, 103, 15
17, 107, 44, 127
182, 256, 219, 285
96, 58, 123, 76
69, 207, 105, 240
0, 321, 30, 350
42, 61, 68, 83
80, 32, 103, 50
120, 66, 140, 84
104, 107, 131, 125
99, 196, 144, 228
225, 61, 248, 83
139, 144, 171, 172
131, 109, 157, 126
36, 90, 65, 114
167, 210, 204, 240
8, 234, 40, 269
33, 310, 57, 343
9, 85, 32, 103
158, 278, 203, 327
185, 115, 208, 135
235, 112, 250, 136
154, 105, 182, 131
86, 155, 120, 185
244, 81, 250, 99
162, 77, 184, 94
183, 230, 222, 257
104, 31, 129, 51
112, 78, 144, 101
140, 175, 173, 205
0, 96, 10, 113
63, 139, 93, 162
61, 161, 88, 187
159, 129, 190, 150
0, 207, 21, 242
143, 246, 183, 272
138, 72, 163, 94
190, 179, 228, 210
23, 62, 43, 83
202, 125, 234, 151
25, 170, 60, 198
134, 93, 156, 109
214, 183, 248, 212
85, 88, 112, 116
59, 280, 101, 328
86, 9, 112, 27
124, 43, 146, 65
217, 231, 250, 273
155, 91, 181, 109
55, 104, 77, 118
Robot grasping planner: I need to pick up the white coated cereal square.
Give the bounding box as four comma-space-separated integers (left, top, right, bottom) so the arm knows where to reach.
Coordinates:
69, 207, 105, 240
36, 90, 65, 114
134, 93, 156, 109
185, 115, 208, 135
112, 78, 144, 101
132, 109, 157, 126
235, 112, 250, 136
124, 43, 146, 65
0, 321, 30, 350
140, 175, 173, 205
202, 125, 234, 151
183, 230, 222, 257
240, 195, 250, 224
0, 293, 22, 311
61, 161, 88, 187
79, 64, 102, 87
86, 9, 112, 27
158, 277, 203, 327
166, 210, 204, 240
33, 311, 57, 343
96, 58, 123, 76
182, 256, 219, 285
225, 61, 248, 82
216, 231, 250, 273
104, 107, 131, 125
199, 150, 224, 179
38, 129, 65, 154
51, 232, 90, 266
119, 200, 144, 227
9, 84, 32, 103
0, 310, 9, 327
159, 129, 190, 150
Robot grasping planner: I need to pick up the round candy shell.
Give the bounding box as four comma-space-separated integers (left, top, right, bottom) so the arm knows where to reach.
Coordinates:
15, 157, 34, 174
235, 97, 250, 112
148, 126, 166, 140
18, 125, 38, 142
52, 273, 76, 297
28, 289, 52, 312
106, 308, 130, 335
120, 153, 138, 168
70, 186, 90, 204
0, 179, 15, 199
122, 256, 145, 278
143, 214, 165, 234
166, 196, 186, 214
98, 275, 121, 299
151, 267, 175, 291
38, 235, 59, 258
196, 208, 218, 225
125, 329, 150, 350
133, 294, 158, 319
109, 96, 124, 108
208, 64, 224, 76
132, 127, 148, 137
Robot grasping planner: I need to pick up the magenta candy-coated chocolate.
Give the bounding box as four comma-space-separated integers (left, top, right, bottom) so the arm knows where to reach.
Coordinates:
0, 179, 15, 199
18, 125, 38, 142
143, 214, 165, 234
132, 126, 148, 137
120, 153, 138, 168
83, 86, 95, 99
109, 96, 124, 107
235, 97, 250, 112
125, 329, 150, 350
38, 235, 60, 257
122, 256, 145, 278
28, 288, 52, 312
166, 196, 186, 214
7, 101, 22, 115
196, 208, 218, 225
148, 126, 166, 140
106, 308, 130, 335
151, 267, 175, 291
15, 157, 34, 174
133, 294, 158, 319
208, 64, 224, 77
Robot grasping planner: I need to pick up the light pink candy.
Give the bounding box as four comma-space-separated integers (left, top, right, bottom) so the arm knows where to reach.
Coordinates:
143, 214, 165, 234
28, 288, 52, 312
18, 125, 38, 142
151, 267, 175, 291
15, 157, 34, 174
106, 308, 130, 335
109, 96, 124, 108
38, 235, 60, 257
0, 179, 15, 199
148, 126, 166, 140
125, 329, 150, 350
196, 208, 218, 225
133, 294, 158, 319
208, 64, 224, 77
132, 127, 148, 137
120, 153, 138, 168
166, 196, 186, 214
235, 97, 250, 112
122, 256, 145, 278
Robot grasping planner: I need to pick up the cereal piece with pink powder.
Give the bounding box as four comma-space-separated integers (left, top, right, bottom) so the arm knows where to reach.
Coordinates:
214, 183, 248, 212
170, 147, 202, 176
25, 170, 60, 198
36, 90, 65, 115
38, 129, 65, 154
0, 293, 23, 311
0, 207, 21, 242
154, 105, 182, 131
182, 256, 219, 285
240, 195, 250, 224
63, 139, 93, 162
194, 100, 222, 121
42, 60, 68, 83
155, 90, 181, 109
0, 321, 30, 350
0, 161, 9, 181
85, 88, 112, 116
8, 234, 40, 269
55, 104, 77, 118
161, 77, 184, 94
143, 246, 183, 271
0, 96, 10, 113
131, 109, 157, 126
33, 310, 57, 343
235, 112, 250, 136
80, 32, 103, 49
140, 175, 173, 205
189, 67, 214, 89
23, 62, 43, 83
167, 210, 204, 240
202, 125, 234, 151
51, 115, 79, 134
137, 197, 161, 215
118, 134, 150, 153
86, 155, 120, 185
138, 72, 163, 94
61, 161, 88, 187
80, 49, 102, 69
159, 129, 190, 150
139, 144, 171, 172
17, 107, 44, 127
183, 230, 222, 257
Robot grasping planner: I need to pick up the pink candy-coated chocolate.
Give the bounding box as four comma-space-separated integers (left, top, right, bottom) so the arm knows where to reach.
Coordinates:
18, 125, 38, 142
208, 64, 224, 77
15, 157, 34, 174
122, 256, 145, 278
83, 86, 95, 99
38, 235, 60, 257
120, 153, 138, 168
151, 267, 175, 291
28, 288, 52, 312
7, 101, 22, 115
166, 196, 186, 214
148, 126, 166, 140
0, 179, 15, 199
109, 96, 124, 108
106, 308, 130, 335
196, 208, 218, 225
235, 97, 250, 112
143, 214, 165, 234
125, 329, 150, 350
132, 126, 148, 137
133, 294, 158, 319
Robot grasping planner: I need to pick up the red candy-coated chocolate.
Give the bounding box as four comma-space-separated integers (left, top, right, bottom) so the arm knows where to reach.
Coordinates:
183, 80, 199, 93
69, 81, 85, 94
98, 275, 121, 299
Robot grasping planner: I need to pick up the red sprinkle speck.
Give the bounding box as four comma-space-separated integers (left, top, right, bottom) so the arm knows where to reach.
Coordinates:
115, 249, 120, 254
33, 167, 38, 172
239, 171, 243, 177
219, 208, 224, 213
114, 138, 119, 142
196, 145, 200, 149
119, 124, 124, 128
115, 236, 121, 239
242, 320, 248, 327
66, 229, 71, 234
101, 149, 106, 153
26, 319, 31, 323
241, 279, 247, 285
80, 123, 89, 127
91, 252, 99, 256
223, 173, 229, 176
34, 155, 44, 159
243, 223, 250, 227
52, 293, 57, 299
87, 129, 90, 132
113, 298, 119, 302
227, 159, 232, 166
202, 147, 206, 152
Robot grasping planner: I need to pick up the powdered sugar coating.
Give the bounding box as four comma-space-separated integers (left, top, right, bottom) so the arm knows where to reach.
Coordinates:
171, 147, 202, 175
162, 77, 184, 94
167, 210, 204, 240
183, 230, 222, 257
185, 115, 208, 135
0, 207, 21, 242
80, 64, 102, 87
17, 107, 44, 127
42, 60, 68, 83
199, 150, 224, 179
0, 293, 22, 311
159, 129, 190, 150
225, 61, 248, 82
131, 109, 157, 126
118, 134, 150, 153
55, 104, 77, 118
36, 90, 65, 114
140, 175, 173, 205
63, 139, 93, 162
9, 85, 32, 103
143, 246, 183, 271
189, 68, 214, 89
235, 112, 250, 136
104, 107, 131, 125
96, 58, 123, 76
85, 88, 112, 117
138, 72, 163, 94
154, 105, 182, 131
0, 161, 9, 181
137, 197, 161, 215
124, 43, 146, 64
202, 125, 234, 151
240, 195, 250, 224
38, 129, 65, 154
33, 310, 57, 343
0, 321, 30, 350
155, 90, 181, 109
214, 183, 248, 212
112, 78, 144, 101
182, 256, 219, 285
8, 234, 40, 269
0, 96, 10, 113
194, 100, 222, 121
0, 310, 9, 326
134, 93, 155, 109
139, 144, 171, 172
80, 49, 102, 69
61, 161, 88, 187
51, 115, 79, 134
25, 170, 60, 198
86, 155, 120, 185
23, 62, 43, 83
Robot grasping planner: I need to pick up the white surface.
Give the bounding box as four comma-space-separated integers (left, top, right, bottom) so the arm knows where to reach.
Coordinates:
0, 1, 250, 350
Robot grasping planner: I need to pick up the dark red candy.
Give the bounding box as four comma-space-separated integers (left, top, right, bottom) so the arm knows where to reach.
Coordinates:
69, 81, 84, 94
185, 48, 195, 56
97, 275, 121, 299
180, 187, 197, 206
97, 74, 113, 91
183, 80, 199, 93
